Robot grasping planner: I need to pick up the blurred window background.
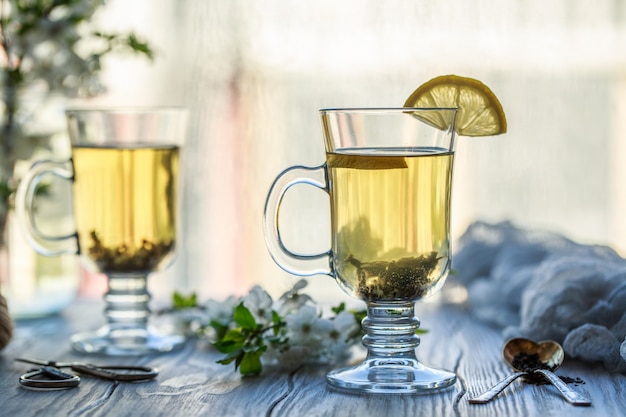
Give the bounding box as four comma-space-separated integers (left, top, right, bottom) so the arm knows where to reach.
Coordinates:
81, 0, 626, 303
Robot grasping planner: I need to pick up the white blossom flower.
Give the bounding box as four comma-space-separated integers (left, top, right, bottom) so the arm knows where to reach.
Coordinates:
322, 311, 361, 362
285, 304, 332, 350
243, 285, 274, 325
276, 345, 313, 370
170, 280, 366, 374
205, 296, 238, 327
276, 279, 313, 316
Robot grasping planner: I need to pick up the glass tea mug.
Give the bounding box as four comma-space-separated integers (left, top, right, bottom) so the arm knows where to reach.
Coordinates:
16, 108, 187, 355
264, 108, 458, 393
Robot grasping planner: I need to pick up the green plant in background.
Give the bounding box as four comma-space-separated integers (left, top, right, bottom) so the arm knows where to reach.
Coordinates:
0, 0, 153, 242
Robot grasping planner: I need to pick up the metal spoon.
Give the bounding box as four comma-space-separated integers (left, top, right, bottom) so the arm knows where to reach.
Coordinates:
469, 338, 591, 406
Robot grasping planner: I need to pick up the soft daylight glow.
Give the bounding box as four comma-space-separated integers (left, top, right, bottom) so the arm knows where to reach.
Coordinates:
92, 0, 626, 301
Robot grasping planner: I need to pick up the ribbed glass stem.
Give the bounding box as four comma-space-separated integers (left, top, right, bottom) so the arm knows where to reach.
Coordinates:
104, 273, 150, 338
362, 302, 420, 360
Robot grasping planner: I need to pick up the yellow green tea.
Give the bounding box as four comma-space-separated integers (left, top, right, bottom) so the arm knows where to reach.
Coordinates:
327, 148, 453, 301
71, 145, 179, 273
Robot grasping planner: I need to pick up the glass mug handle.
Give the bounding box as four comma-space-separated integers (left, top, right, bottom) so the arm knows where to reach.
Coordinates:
14, 160, 78, 256
263, 164, 333, 276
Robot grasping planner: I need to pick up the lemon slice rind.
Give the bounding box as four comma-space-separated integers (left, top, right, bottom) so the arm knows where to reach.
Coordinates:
403, 75, 507, 137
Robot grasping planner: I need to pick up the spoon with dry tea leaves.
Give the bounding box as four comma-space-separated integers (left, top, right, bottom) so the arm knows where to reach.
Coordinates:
469, 338, 591, 406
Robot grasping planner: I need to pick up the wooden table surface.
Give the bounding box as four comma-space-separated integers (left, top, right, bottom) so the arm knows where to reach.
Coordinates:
1, 299, 624, 417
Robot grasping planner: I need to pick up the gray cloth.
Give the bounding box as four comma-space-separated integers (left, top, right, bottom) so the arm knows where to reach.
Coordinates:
452, 221, 626, 373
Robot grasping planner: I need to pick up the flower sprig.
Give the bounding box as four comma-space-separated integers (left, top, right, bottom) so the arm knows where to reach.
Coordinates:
212, 302, 279, 375
171, 280, 366, 376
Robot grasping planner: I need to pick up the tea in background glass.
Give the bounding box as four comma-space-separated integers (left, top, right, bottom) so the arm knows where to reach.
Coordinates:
71, 145, 178, 274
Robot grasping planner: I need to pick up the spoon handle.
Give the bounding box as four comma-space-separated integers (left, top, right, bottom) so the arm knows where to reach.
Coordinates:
469, 372, 527, 404
533, 369, 591, 406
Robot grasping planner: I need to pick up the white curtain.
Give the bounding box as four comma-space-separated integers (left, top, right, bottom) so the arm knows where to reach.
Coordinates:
88, 0, 626, 302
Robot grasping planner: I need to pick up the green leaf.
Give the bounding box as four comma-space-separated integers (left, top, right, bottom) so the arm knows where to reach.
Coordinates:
214, 340, 242, 354
350, 309, 367, 324
127, 33, 155, 61
331, 302, 346, 315
234, 303, 257, 330
172, 291, 198, 309
272, 310, 282, 324
213, 329, 246, 353
216, 351, 241, 365
210, 320, 230, 340
239, 350, 264, 376
222, 328, 246, 343
271, 311, 284, 335
0, 180, 12, 202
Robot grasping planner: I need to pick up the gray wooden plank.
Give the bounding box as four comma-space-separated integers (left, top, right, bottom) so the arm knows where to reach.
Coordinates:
272, 302, 626, 417
1, 300, 625, 417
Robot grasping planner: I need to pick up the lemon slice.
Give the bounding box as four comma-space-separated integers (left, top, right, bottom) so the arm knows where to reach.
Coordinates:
326, 153, 407, 170
404, 75, 507, 137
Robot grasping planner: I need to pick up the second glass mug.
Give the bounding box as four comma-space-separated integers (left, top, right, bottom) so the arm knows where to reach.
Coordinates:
264, 107, 458, 394
15, 107, 187, 355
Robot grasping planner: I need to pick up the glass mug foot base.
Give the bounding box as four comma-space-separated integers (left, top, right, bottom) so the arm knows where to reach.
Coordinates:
70, 325, 185, 356
326, 359, 456, 394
